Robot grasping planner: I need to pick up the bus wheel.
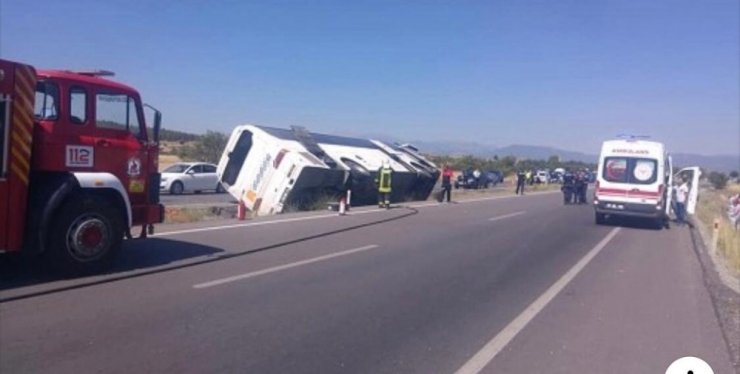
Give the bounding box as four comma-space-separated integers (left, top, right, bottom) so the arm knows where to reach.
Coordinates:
45, 194, 124, 275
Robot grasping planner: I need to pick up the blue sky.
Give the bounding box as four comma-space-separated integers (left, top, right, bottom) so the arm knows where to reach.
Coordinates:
1, 0, 738, 156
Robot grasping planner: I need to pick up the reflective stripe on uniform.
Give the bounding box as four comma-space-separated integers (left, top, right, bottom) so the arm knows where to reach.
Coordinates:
378, 168, 392, 193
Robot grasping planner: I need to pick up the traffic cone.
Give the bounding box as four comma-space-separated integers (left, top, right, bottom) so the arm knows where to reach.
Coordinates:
339, 196, 346, 216
237, 200, 247, 220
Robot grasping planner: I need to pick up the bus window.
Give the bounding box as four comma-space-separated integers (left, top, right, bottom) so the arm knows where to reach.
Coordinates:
222, 130, 253, 186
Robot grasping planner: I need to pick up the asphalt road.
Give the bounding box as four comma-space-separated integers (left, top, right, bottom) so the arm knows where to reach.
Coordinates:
0, 191, 733, 373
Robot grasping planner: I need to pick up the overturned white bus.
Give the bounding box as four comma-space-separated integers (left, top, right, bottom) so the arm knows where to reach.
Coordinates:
216, 125, 440, 216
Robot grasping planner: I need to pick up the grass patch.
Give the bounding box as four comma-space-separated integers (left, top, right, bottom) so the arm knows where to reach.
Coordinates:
696, 183, 740, 275
435, 182, 561, 202
164, 205, 236, 224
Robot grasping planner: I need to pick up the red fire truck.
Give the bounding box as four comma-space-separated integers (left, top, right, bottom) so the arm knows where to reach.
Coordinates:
0, 58, 164, 274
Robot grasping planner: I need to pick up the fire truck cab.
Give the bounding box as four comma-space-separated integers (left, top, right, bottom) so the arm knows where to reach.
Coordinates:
0, 58, 163, 274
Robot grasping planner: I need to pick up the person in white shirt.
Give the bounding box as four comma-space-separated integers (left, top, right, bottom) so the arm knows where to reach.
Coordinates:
675, 177, 690, 225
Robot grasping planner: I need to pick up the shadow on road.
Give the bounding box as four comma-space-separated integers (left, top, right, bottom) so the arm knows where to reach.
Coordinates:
0, 238, 224, 291
599, 215, 665, 231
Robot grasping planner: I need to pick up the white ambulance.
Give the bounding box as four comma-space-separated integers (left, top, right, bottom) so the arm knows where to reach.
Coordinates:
593, 137, 700, 227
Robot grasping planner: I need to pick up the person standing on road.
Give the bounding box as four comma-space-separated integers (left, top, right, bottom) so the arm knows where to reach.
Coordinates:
343, 172, 354, 212
675, 176, 690, 225
561, 171, 575, 204
376, 160, 393, 209
516, 169, 526, 195
441, 164, 454, 203
574, 170, 587, 204
473, 168, 482, 189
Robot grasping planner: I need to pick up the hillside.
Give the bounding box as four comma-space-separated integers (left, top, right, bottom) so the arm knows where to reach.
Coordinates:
157, 129, 739, 172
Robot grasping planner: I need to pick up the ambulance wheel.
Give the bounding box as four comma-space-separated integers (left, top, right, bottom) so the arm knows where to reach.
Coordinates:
595, 212, 606, 225
45, 194, 124, 275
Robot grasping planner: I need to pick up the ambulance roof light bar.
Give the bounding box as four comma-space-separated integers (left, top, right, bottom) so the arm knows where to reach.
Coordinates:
72, 70, 116, 77
616, 134, 650, 142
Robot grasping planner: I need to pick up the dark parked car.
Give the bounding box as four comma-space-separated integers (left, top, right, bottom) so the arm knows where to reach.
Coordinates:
454, 168, 504, 189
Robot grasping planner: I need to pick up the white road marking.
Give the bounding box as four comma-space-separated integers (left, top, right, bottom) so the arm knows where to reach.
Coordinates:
488, 211, 526, 222
155, 189, 559, 237
454, 227, 621, 374
193, 244, 380, 289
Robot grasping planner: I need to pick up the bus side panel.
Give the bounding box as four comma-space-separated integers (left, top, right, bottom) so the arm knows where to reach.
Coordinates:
1, 62, 36, 251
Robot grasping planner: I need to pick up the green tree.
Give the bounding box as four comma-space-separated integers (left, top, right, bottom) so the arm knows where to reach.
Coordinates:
730, 170, 739, 179
175, 131, 228, 164
708, 171, 729, 190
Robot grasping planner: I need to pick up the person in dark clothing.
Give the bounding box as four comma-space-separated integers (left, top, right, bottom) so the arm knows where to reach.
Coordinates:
441, 164, 453, 203
574, 170, 588, 204
561, 172, 575, 204
515, 170, 526, 195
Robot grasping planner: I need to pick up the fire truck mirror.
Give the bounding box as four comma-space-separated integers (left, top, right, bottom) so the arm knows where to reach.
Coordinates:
153, 111, 162, 143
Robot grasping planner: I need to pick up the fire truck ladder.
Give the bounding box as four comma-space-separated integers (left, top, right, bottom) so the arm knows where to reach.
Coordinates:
290, 126, 337, 168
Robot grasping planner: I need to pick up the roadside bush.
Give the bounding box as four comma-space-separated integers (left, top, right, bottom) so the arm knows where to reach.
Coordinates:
174, 130, 228, 164
425, 154, 596, 175
708, 171, 729, 190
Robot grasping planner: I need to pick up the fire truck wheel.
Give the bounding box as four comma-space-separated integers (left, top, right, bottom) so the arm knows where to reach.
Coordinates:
45, 194, 124, 275
170, 181, 184, 195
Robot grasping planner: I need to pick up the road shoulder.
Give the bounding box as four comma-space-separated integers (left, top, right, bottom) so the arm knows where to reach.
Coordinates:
485, 224, 734, 373
689, 223, 740, 372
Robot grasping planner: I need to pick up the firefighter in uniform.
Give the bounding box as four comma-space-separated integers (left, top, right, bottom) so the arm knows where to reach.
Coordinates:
376, 160, 393, 209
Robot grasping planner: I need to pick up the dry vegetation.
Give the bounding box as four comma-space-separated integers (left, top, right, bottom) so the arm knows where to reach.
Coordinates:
159, 154, 182, 172
696, 182, 740, 276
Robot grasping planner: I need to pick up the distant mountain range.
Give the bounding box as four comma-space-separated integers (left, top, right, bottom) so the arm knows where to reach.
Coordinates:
173, 128, 739, 173
376, 138, 739, 173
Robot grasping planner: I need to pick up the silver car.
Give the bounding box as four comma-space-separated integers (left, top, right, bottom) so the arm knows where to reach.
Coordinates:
160, 162, 225, 195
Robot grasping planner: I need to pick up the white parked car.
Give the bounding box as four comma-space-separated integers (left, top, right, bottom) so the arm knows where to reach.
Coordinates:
160, 162, 224, 195
534, 170, 550, 184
